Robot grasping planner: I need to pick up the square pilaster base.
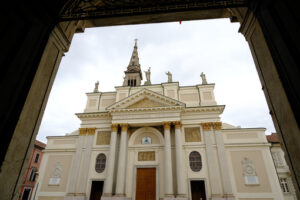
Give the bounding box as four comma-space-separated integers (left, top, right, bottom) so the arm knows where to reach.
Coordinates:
175, 194, 187, 200
210, 195, 235, 200
162, 195, 176, 200
65, 194, 87, 200
111, 196, 131, 200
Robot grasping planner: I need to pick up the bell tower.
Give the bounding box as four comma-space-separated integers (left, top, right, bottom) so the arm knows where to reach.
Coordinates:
123, 39, 143, 86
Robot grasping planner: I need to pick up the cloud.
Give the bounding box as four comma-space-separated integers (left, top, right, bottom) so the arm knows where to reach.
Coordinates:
37, 19, 275, 143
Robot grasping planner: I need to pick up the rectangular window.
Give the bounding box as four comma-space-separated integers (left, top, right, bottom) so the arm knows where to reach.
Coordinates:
34, 153, 40, 163
22, 188, 32, 200
29, 168, 37, 182
280, 178, 290, 193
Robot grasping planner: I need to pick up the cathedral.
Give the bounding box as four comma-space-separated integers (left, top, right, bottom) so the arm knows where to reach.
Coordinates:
36, 41, 285, 200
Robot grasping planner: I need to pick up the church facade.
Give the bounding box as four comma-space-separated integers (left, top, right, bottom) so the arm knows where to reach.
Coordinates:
36, 41, 284, 200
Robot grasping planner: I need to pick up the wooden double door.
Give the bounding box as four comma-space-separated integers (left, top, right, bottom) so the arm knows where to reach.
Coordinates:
136, 168, 156, 200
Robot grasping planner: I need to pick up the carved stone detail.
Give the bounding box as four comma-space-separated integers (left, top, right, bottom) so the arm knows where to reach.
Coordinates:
49, 162, 63, 185
60, 0, 247, 21
96, 131, 111, 145
163, 122, 171, 130
201, 122, 212, 131
111, 123, 118, 132
212, 122, 222, 130
79, 127, 96, 135
138, 151, 155, 161
184, 127, 201, 142
174, 121, 181, 129
127, 98, 164, 108
88, 127, 96, 135
120, 123, 129, 131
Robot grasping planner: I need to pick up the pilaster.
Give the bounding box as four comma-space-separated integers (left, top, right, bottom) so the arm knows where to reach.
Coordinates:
115, 124, 129, 196
213, 122, 235, 200
103, 124, 119, 198
163, 122, 174, 199
174, 121, 187, 199
201, 122, 223, 198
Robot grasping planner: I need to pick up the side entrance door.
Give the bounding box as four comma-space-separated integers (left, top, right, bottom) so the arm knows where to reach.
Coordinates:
191, 180, 206, 200
90, 181, 104, 200
136, 168, 156, 200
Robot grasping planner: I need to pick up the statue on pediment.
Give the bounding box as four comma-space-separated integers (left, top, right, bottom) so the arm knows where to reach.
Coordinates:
166, 71, 172, 83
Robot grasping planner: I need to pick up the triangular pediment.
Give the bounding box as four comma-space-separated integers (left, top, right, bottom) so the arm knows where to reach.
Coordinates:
106, 89, 185, 111
127, 98, 166, 108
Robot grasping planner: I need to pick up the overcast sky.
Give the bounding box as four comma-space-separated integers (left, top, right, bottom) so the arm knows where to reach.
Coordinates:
37, 19, 275, 143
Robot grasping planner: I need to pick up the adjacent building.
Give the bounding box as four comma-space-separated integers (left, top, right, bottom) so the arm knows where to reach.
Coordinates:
36, 41, 285, 200
19, 140, 46, 200
267, 133, 297, 200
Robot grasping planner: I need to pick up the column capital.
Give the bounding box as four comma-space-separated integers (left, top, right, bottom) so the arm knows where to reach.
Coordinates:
174, 121, 182, 129
79, 128, 87, 136
163, 122, 171, 130
87, 127, 96, 135
212, 122, 222, 130
201, 122, 212, 131
120, 123, 129, 131
111, 124, 118, 132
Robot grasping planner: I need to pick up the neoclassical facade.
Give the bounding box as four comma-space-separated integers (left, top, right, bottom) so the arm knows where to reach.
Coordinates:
36, 41, 284, 200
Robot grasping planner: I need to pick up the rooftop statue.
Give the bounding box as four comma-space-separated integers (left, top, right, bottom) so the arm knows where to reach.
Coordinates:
200, 72, 207, 84
144, 67, 151, 85
94, 80, 99, 92
166, 71, 172, 83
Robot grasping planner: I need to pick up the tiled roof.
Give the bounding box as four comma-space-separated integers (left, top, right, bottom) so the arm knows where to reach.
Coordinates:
35, 140, 46, 149
266, 133, 281, 143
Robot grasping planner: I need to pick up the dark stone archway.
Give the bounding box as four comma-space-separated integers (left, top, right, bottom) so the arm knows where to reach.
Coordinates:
0, 0, 299, 199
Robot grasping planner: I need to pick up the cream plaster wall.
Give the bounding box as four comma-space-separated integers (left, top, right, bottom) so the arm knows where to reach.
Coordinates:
40, 154, 73, 193
227, 147, 284, 200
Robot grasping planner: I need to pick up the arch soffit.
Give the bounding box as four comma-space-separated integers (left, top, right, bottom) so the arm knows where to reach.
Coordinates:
128, 127, 164, 146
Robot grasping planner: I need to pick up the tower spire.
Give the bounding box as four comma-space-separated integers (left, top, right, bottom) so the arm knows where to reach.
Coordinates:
123, 39, 143, 87
127, 38, 140, 70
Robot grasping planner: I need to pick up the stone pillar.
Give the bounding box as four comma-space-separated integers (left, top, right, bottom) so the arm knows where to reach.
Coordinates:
103, 124, 119, 198
65, 132, 85, 197
202, 122, 222, 199
213, 122, 234, 200
76, 128, 95, 198
174, 121, 187, 198
115, 123, 128, 197
163, 122, 174, 199
65, 127, 96, 200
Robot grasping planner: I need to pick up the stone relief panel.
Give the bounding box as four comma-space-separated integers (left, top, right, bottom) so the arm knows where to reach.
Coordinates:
180, 93, 199, 101
230, 151, 271, 193
119, 92, 127, 100
48, 162, 63, 185
100, 98, 115, 107
242, 157, 259, 185
184, 127, 201, 142
88, 98, 97, 107
96, 131, 111, 145
127, 98, 164, 108
271, 152, 284, 167
142, 136, 152, 144
203, 91, 212, 100
166, 90, 175, 99
138, 151, 155, 161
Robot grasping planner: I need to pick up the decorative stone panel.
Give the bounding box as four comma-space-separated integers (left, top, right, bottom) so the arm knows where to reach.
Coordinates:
138, 151, 155, 161
185, 127, 201, 142
96, 131, 111, 145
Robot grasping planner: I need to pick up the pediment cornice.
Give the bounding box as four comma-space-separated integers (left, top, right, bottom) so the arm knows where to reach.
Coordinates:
106, 89, 185, 111
182, 105, 225, 114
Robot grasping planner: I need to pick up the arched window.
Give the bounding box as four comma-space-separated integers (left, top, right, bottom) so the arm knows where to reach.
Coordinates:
189, 151, 202, 172
95, 153, 106, 173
